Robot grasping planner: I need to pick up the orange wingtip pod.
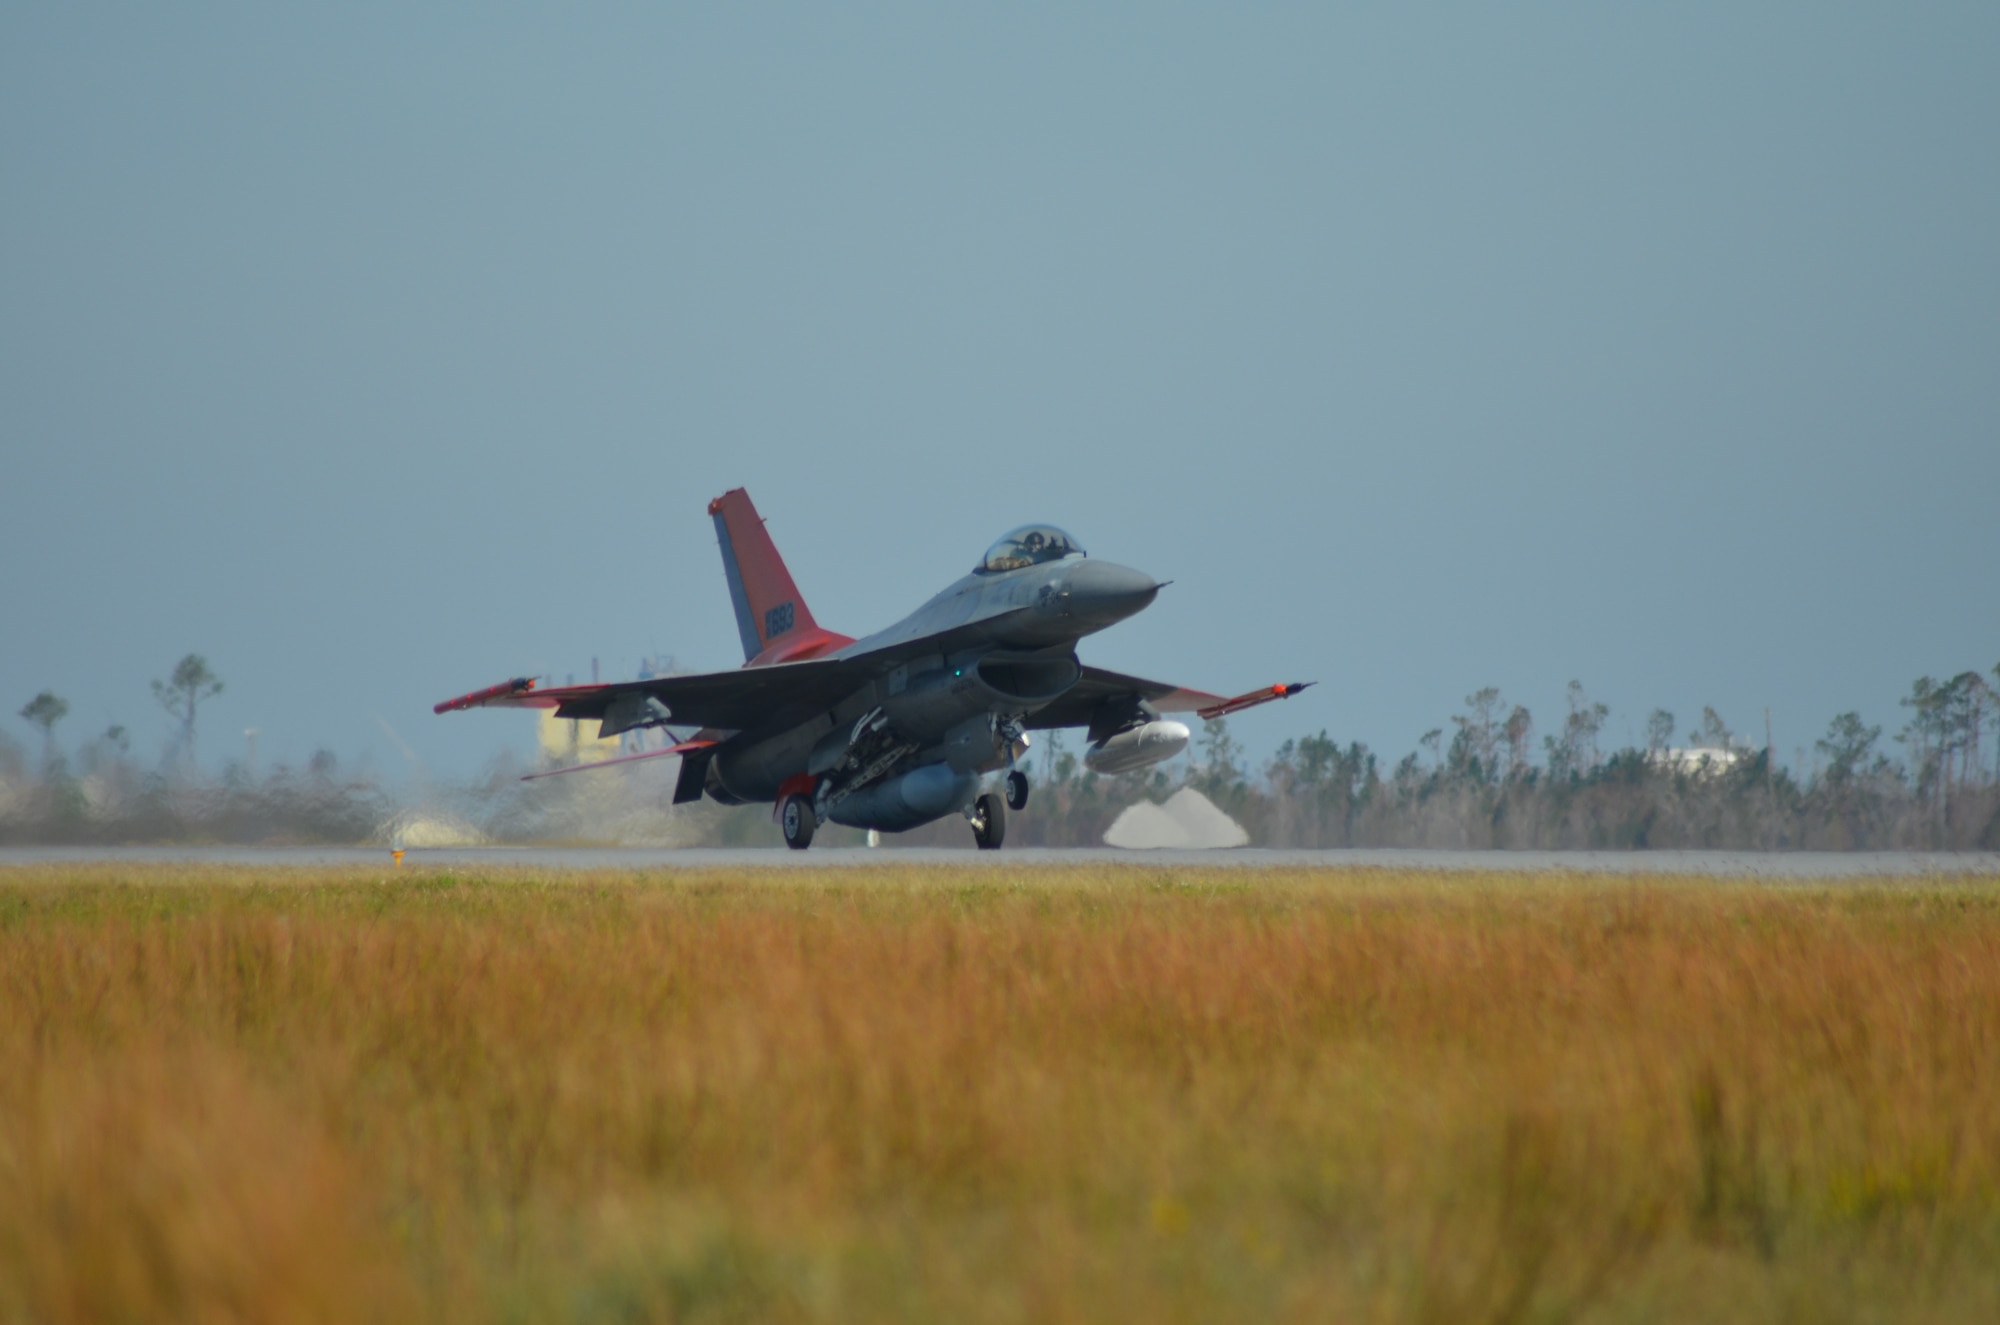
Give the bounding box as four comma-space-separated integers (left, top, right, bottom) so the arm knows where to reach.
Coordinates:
1196, 681, 1314, 721
433, 676, 536, 714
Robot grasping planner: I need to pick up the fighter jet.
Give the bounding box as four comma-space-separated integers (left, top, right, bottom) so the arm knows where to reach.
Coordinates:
435, 489, 1310, 849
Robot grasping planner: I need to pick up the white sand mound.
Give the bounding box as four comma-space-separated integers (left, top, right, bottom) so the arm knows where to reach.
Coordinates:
1102, 800, 1185, 849
1103, 787, 1248, 850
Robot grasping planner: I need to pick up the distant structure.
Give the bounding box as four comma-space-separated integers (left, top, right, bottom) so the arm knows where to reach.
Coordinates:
621, 655, 678, 755
537, 689, 621, 769
532, 657, 683, 768
1646, 747, 1743, 776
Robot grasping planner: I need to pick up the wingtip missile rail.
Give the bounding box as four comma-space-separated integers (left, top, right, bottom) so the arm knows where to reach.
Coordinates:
1195, 681, 1314, 722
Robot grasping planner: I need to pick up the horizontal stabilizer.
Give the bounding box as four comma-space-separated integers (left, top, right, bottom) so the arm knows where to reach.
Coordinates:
520, 738, 719, 782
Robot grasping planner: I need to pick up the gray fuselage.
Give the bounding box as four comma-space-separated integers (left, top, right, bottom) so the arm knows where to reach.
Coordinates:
709, 555, 1158, 825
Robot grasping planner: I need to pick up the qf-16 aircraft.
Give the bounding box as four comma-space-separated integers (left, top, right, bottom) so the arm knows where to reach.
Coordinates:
435, 489, 1310, 849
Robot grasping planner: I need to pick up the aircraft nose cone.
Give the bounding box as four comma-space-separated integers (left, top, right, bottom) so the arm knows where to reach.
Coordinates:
1064, 559, 1160, 627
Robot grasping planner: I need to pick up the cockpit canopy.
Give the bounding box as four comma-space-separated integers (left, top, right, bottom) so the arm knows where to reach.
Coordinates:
977, 525, 1086, 574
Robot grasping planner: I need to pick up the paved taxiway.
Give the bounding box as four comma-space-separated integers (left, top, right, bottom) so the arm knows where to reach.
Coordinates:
3, 846, 1997, 878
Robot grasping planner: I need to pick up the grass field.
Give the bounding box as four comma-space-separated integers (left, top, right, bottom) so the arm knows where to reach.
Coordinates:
2, 863, 1998, 1323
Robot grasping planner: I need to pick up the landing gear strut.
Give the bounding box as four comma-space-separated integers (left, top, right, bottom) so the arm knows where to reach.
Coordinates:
970, 793, 1006, 850
780, 794, 816, 850
1005, 769, 1030, 811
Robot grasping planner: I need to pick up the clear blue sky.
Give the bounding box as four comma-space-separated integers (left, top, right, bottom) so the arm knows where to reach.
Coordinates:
5, 4, 1996, 781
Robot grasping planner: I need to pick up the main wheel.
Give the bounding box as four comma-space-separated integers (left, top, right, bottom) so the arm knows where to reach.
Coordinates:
971, 792, 1006, 850
780, 794, 816, 850
1005, 769, 1030, 811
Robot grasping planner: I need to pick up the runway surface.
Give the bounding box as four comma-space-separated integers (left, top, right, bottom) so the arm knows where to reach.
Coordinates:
3, 845, 1997, 877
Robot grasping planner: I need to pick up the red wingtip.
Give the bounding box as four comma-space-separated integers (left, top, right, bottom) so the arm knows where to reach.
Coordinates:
434, 676, 536, 714
1195, 680, 1315, 721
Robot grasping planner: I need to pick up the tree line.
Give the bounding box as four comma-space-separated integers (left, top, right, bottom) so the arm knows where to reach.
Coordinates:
1, 654, 384, 845
16, 653, 223, 771
7, 659, 1998, 850
998, 667, 2000, 851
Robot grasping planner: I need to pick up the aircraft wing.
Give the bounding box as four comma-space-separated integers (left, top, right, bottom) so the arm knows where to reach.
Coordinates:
440, 655, 1308, 742
1025, 666, 1312, 731
434, 615, 1041, 738
434, 655, 886, 736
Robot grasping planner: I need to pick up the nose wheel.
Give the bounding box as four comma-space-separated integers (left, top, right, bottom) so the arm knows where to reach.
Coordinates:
970, 793, 1006, 850
780, 794, 816, 850
1005, 769, 1029, 811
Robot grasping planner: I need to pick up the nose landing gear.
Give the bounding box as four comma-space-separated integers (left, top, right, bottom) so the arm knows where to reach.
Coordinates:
1005, 769, 1029, 811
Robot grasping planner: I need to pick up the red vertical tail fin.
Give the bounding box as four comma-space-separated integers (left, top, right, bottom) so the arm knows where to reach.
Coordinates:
708, 489, 851, 664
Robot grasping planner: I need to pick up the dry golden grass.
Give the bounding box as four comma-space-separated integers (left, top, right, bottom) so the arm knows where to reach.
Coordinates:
2, 862, 1998, 1323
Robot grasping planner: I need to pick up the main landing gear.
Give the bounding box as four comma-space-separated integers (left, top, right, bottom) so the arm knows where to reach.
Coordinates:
970, 793, 1006, 850
780, 793, 816, 850
968, 771, 1027, 849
